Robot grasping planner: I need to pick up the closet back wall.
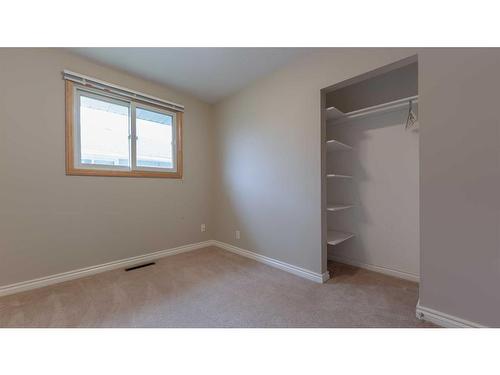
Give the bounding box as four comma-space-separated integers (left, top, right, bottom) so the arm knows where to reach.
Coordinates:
0, 48, 214, 287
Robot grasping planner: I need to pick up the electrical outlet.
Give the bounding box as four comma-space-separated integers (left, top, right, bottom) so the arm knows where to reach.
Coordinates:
201, 224, 206, 232
235, 230, 240, 240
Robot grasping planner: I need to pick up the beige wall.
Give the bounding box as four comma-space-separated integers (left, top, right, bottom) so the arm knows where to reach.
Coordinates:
419, 49, 500, 327
0, 48, 214, 286
214, 48, 500, 326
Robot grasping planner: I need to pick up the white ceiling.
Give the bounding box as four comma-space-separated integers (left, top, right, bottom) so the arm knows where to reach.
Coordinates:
69, 48, 311, 103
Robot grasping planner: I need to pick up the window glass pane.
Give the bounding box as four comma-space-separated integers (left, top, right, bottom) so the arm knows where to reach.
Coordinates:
79, 94, 130, 167
136, 107, 174, 169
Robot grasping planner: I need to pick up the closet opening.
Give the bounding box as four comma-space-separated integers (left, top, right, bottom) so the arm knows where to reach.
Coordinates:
321, 56, 419, 283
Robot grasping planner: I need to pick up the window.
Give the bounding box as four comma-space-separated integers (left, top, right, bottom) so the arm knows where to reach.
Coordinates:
65, 80, 183, 178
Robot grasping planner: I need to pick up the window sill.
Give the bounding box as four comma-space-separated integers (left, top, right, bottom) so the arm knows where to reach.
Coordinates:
66, 167, 182, 179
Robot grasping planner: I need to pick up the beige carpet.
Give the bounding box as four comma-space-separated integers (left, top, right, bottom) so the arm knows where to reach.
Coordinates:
0, 247, 435, 327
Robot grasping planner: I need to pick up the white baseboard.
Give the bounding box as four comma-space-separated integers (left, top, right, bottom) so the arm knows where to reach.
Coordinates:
212, 240, 329, 283
0, 240, 213, 298
328, 254, 419, 282
0, 239, 328, 298
416, 300, 486, 328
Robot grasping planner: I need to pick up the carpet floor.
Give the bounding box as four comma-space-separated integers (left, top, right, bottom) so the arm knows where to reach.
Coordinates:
0, 246, 435, 327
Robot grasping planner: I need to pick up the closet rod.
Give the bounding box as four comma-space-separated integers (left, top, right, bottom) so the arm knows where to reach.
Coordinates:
330, 95, 419, 125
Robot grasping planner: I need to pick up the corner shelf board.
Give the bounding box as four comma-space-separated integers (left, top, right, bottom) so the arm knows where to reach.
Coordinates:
326, 139, 352, 152
326, 173, 352, 179
327, 204, 353, 212
327, 230, 354, 246
326, 106, 346, 121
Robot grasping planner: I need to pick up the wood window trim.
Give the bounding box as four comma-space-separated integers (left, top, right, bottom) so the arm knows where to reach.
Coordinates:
65, 81, 183, 179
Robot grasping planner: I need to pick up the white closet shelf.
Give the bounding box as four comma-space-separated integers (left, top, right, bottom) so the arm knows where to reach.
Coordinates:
326, 106, 346, 121
326, 173, 352, 179
327, 230, 354, 246
327, 95, 419, 126
326, 139, 352, 151
327, 204, 353, 212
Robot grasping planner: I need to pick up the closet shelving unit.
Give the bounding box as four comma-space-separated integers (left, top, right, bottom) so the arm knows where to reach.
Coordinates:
325, 111, 355, 246
325, 94, 419, 248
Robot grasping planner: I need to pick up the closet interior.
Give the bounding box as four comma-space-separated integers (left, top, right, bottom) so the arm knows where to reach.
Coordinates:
322, 57, 420, 281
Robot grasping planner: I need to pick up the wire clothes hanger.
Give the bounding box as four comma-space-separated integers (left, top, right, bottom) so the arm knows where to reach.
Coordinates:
405, 100, 418, 130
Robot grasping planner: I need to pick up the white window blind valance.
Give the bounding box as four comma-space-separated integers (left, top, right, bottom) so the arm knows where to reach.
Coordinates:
63, 70, 184, 113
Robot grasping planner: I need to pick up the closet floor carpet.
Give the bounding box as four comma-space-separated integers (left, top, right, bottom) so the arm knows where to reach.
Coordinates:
0, 247, 435, 328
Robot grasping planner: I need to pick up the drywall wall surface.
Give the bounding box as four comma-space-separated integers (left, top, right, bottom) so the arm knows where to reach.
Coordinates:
418, 48, 500, 326
213, 48, 418, 274
325, 62, 417, 113
326, 107, 419, 278
0, 48, 214, 286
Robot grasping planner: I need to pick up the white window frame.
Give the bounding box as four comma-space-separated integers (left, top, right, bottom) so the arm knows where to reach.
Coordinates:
132, 102, 178, 173
71, 84, 179, 175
